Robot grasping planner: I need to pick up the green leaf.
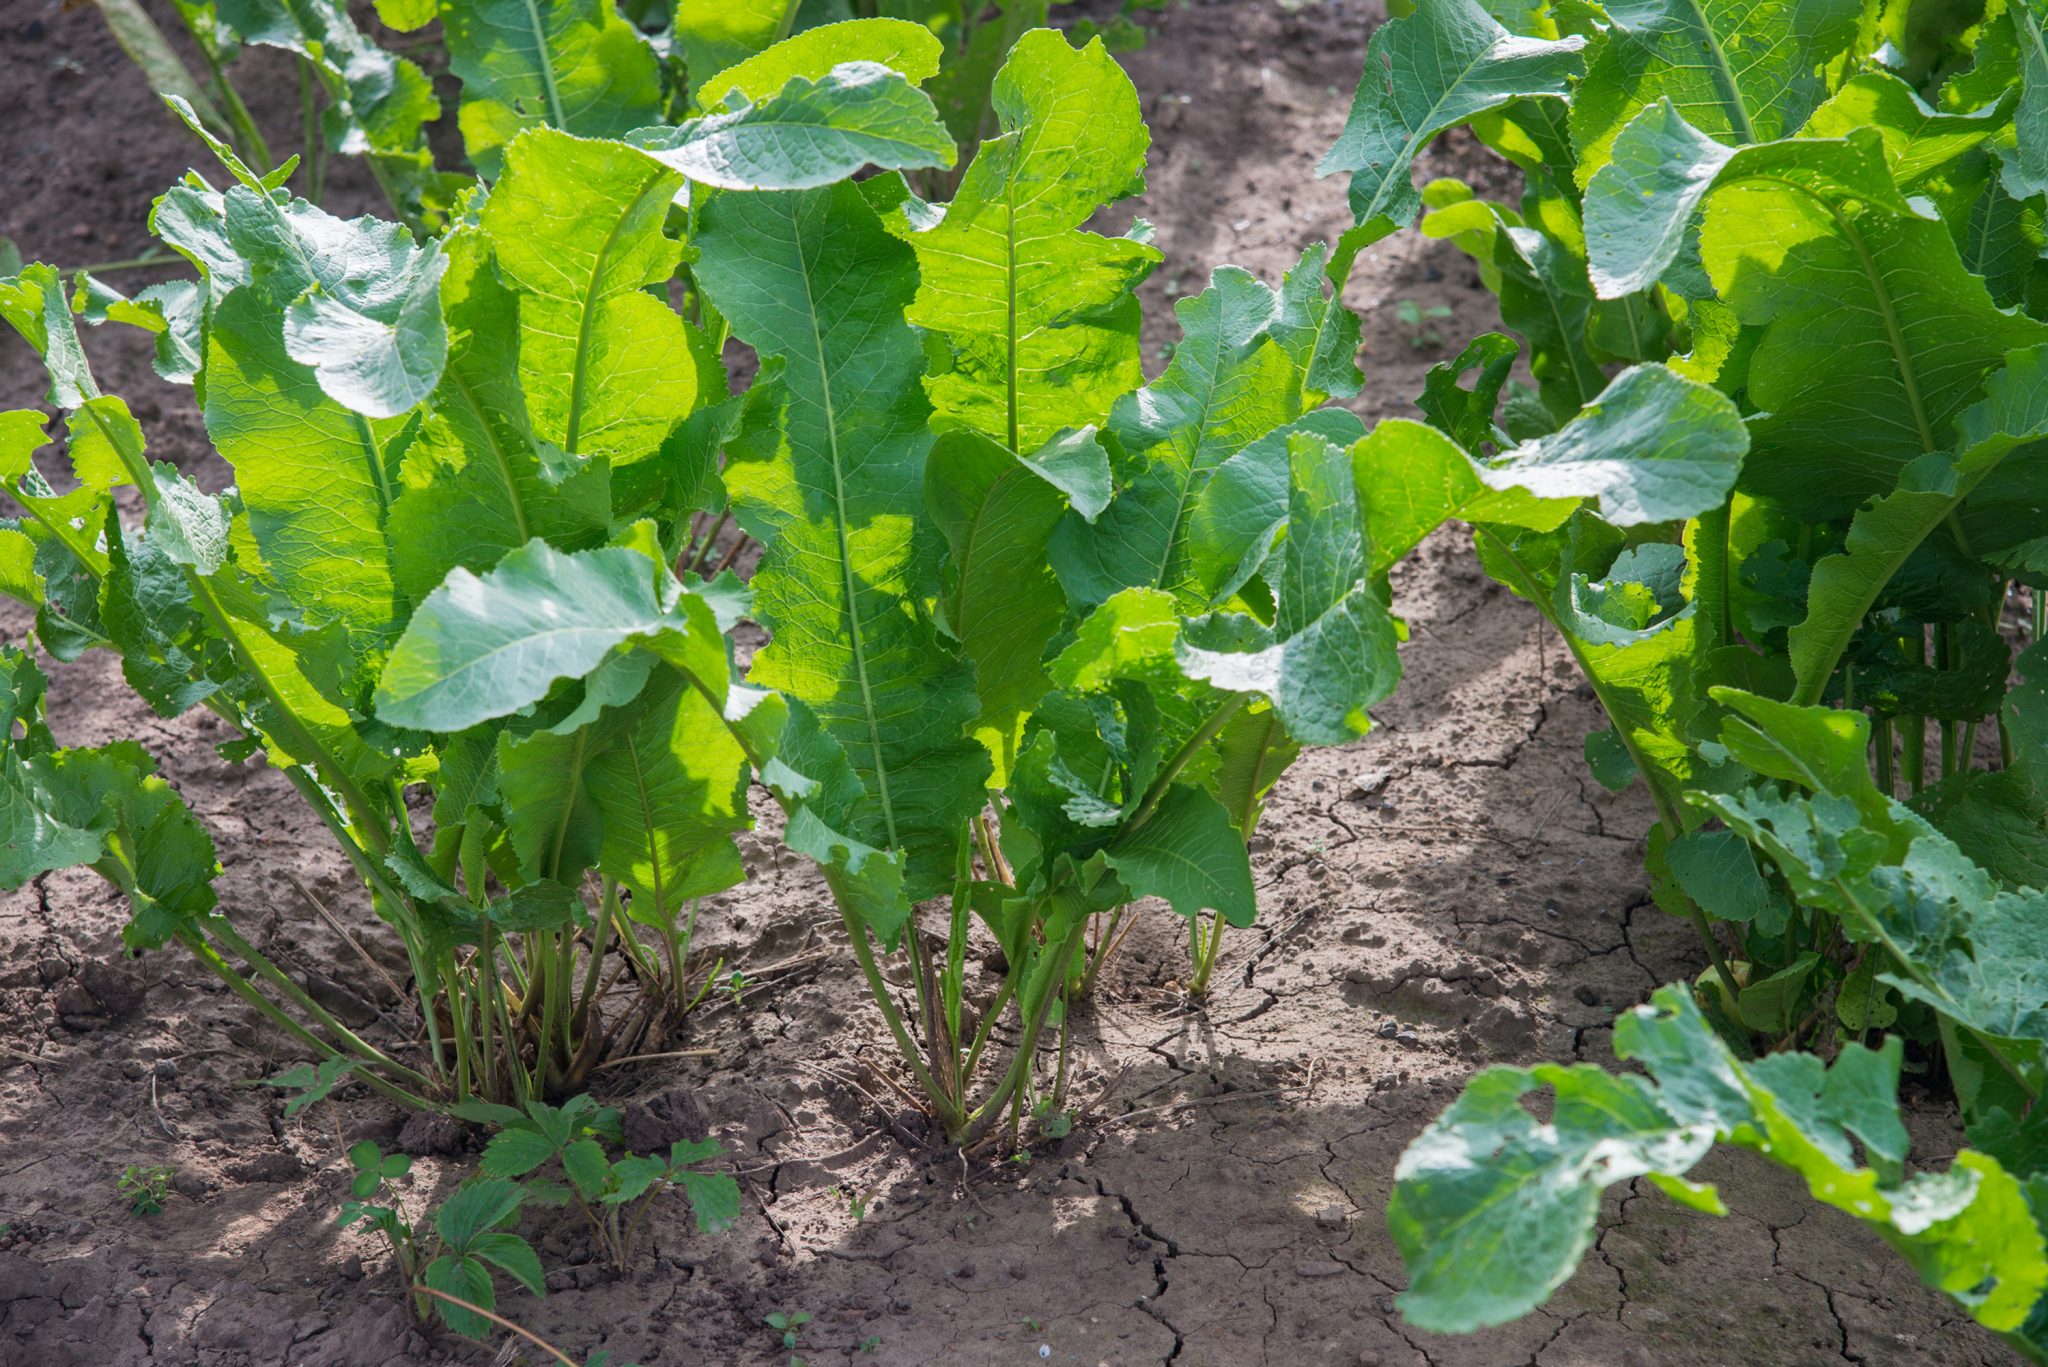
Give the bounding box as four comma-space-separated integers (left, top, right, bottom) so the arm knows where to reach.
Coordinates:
213, 0, 442, 220
1583, 727, 1637, 790
386, 225, 612, 607
1177, 434, 1402, 745
479, 1127, 559, 1178
896, 28, 1157, 453
1050, 268, 1323, 610
1102, 784, 1255, 927
1, 262, 98, 408
695, 18, 944, 107
203, 284, 406, 651
282, 240, 447, 421
1391, 986, 2047, 1336
1567, 0, 1867, 184
561, 1137, 610, 1200
0, 660, 223, 951
926, 430, 1079, 787
1475, 364, 1747, 525
422, 1254, 496, 1337
468, 1231, 545, 1298
443, 0, 663, 179
1662, 827, 1788, 928
677, 0, 789, 90
1183, 409, 1366, 608
496, 668, 750, 907
681, 1170, 742, 1233
375, 539, 723, 733
481, 129, 707, 471
1319, 0, 1584, 241
1787, 345, 2048, 704
435, 1177, 525, 1251
1211, 705, 1299, 835
1586, 111, 2048, 516
632, 61, 954, 190
694, 180, 988, 897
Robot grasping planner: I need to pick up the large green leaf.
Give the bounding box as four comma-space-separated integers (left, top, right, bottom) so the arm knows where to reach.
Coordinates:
375, 539, 724, 733
632, 62, 954, 190
0, 649, 219, 951
1319, 0, 1584, 241
676, 0, 789, 90
1567, 0, 1867, 183
1787, 344, 2048, 703
1176, 434, 1402, 745
693, 181, 988, 896
442, 0, 663, 180
695, 17, 942, 107
897, 28, 1158, 453
926, 429, 1101, 788
498, 669, 749, 908
1586, 110, 2048, 515
1390, 985, 2046, 1338
1102, 784, 1255, 927
1050, 265, 1324, 610
203, 285, 406, 649
1477, 363, 1747, 523
386, 225, 611, 606
481, 129, 708, 473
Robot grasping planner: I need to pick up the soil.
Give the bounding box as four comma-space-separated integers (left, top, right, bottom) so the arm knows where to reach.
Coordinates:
0, 1, 2015, 1365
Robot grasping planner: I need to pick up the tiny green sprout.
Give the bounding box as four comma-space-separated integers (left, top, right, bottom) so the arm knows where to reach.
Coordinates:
1392, 299, 1453, 350
835, 1185, 870, 1221
119, 1164, 174, 1216
765, 1309, 811, 1352
728, 969, 749, 1003
859, 1335, 881, 1354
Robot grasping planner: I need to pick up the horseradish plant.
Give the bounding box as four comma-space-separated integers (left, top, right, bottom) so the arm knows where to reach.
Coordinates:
0, 20, 968, 1106
3, 20, 1396, 1142
387, 25, 1398, 1146
1319, 0, 2048, 1353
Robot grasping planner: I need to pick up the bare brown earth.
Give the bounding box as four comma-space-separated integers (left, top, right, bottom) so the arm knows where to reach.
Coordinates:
0, 1, 2015, 1363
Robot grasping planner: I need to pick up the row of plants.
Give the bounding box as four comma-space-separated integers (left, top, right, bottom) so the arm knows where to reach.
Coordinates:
16, 0, 2048, 1354
1312, 0, 2048, 1356
4, 6, 1397, 1350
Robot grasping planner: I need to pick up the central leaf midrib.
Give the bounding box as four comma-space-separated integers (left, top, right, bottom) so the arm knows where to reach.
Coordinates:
545, 728, 590, 881
445, 365, 533, 543
791, 208, 902, 851
1674, 0, 1758, 144
519, 0, 569, 132
624, 737, 669, 923
563, 172, 670, 456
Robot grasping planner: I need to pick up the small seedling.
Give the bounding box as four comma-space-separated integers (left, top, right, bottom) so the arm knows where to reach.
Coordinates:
727, 969, 750, 1004
1393, 299, 1452, 350
859, 1335, 881, 1354
118, 1164, 173, 1216
465, 1095, 741, 1274
834, 1185, 870, 1222
766, 1309, 811, 1365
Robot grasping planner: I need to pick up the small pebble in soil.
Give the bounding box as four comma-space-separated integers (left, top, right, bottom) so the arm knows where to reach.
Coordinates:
1396, 1029, 1419, 1046
1376, 1020, 1398, 1038
1316, 1204, 1346, 1230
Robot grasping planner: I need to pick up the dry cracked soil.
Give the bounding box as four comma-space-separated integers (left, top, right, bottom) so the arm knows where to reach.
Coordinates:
0, 1, 2018, 1364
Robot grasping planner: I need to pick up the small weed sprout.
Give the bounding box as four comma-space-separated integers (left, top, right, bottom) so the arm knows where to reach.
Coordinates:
118, 1164, 173, 1216
766, 1309, 812, 1365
